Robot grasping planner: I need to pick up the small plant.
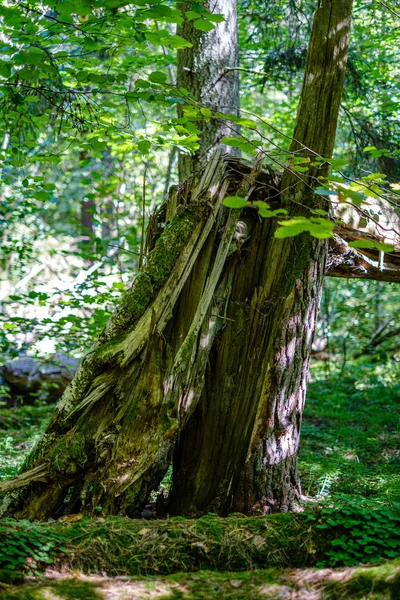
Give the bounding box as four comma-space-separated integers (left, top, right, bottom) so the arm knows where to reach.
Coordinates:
0, 519, 67, 577
310, 495, 400, 566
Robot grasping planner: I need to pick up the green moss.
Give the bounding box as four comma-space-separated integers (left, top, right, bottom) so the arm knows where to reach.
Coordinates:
0, 580, 102, 600
324, 559, 400, 599
19, 432, 56, 473
102, 203, 203, 341
281, 233, 314, 297
49, 431, 87, 474
52, 580, 102, 600
0, 588, 42, 600
5, 513, 321, 576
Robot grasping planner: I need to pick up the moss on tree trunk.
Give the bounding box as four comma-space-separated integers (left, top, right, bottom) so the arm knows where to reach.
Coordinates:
0, 0, 354, 521
168, 0, 354, 515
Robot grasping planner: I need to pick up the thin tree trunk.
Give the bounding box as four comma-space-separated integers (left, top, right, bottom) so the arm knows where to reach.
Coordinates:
177, 0, 240, 181
168, 0, 354, 515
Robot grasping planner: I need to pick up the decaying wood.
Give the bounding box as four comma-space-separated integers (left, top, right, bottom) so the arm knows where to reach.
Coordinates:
0, 151, 274, 519
1, 148, 399, 519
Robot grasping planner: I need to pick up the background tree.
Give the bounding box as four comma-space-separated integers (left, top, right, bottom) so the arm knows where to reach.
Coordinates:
177, 0, 240, 180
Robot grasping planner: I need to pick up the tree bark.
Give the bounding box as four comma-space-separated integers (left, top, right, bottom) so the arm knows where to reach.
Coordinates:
177, 0, 240, 181
168, 0, 354, 515
0, 152, 258, 519
0, 0, 363, 521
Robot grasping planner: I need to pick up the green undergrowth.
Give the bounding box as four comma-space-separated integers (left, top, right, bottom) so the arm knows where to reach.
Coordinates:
0, 513, 323, 579
1, 500, 399, 582
1, 561, 400, 599
299, 363, 400, 503
0, 405, 53, 482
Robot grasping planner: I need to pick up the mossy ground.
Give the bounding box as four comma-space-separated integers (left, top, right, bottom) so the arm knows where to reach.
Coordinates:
0, 368, 399, 598
1, 561, 400, 599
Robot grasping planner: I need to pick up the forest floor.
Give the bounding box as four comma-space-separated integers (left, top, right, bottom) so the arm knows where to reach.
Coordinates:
0, 364, 399, 599
1, 560, 400, 600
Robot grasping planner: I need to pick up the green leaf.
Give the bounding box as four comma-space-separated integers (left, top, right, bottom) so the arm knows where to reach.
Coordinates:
137, 140, 151, 154
76, 70, 90, 82
149, 71, 167, 84
236, 118, 258, 130
193, 19, 215, 32
337, 187, 367, 206
185, 11, 201, 21
33, 190, 51, 202
205, 13, 225, 23
166, 35, 193, 49
200, 107, 212, 118
259, 208, 288, 218
222, 196, 249, 209
221, 136, 256, 154
275, 217, 334, 239
0, 61, 11, 78
349, 240, 395, 252
329, 158, 349, 169
87, 73, 105, 84
135, 78, 150, 89
91, 139, 107, 152
215, 112, 239, 122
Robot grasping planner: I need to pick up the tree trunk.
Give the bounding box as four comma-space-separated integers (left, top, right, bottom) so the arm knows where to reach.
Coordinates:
0, 0, 357, 520
177, 0, 240, 181
168, 0, 354, 515
0, 153, 256, 519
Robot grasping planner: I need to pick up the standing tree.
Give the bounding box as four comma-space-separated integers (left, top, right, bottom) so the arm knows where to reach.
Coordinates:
168, 0, 354, 514
177, 0, 240, 180
1, 0, 399, 520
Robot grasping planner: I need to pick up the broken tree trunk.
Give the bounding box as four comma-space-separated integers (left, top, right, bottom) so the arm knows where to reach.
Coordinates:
0, 152, 236, 518
0, 152, 276, 519
1, 155, 398, 519
167, 0, 355, 515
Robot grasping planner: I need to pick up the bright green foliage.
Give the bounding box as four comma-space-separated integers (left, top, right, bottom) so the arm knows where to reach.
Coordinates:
275, 216, 334, 239
0, 519, 67, 575
312, 496, 400, 566
223, 196, 249, 209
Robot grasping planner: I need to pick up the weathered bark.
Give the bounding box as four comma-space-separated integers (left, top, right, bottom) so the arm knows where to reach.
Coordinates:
0, 152, 237, 518
177, 0, 240, 181
3, 0, 397, 521
1, 153, 277, 519
168, 0, 355, 515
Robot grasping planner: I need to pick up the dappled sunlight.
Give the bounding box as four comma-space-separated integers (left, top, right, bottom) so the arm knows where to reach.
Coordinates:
3, 560, 400, 600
